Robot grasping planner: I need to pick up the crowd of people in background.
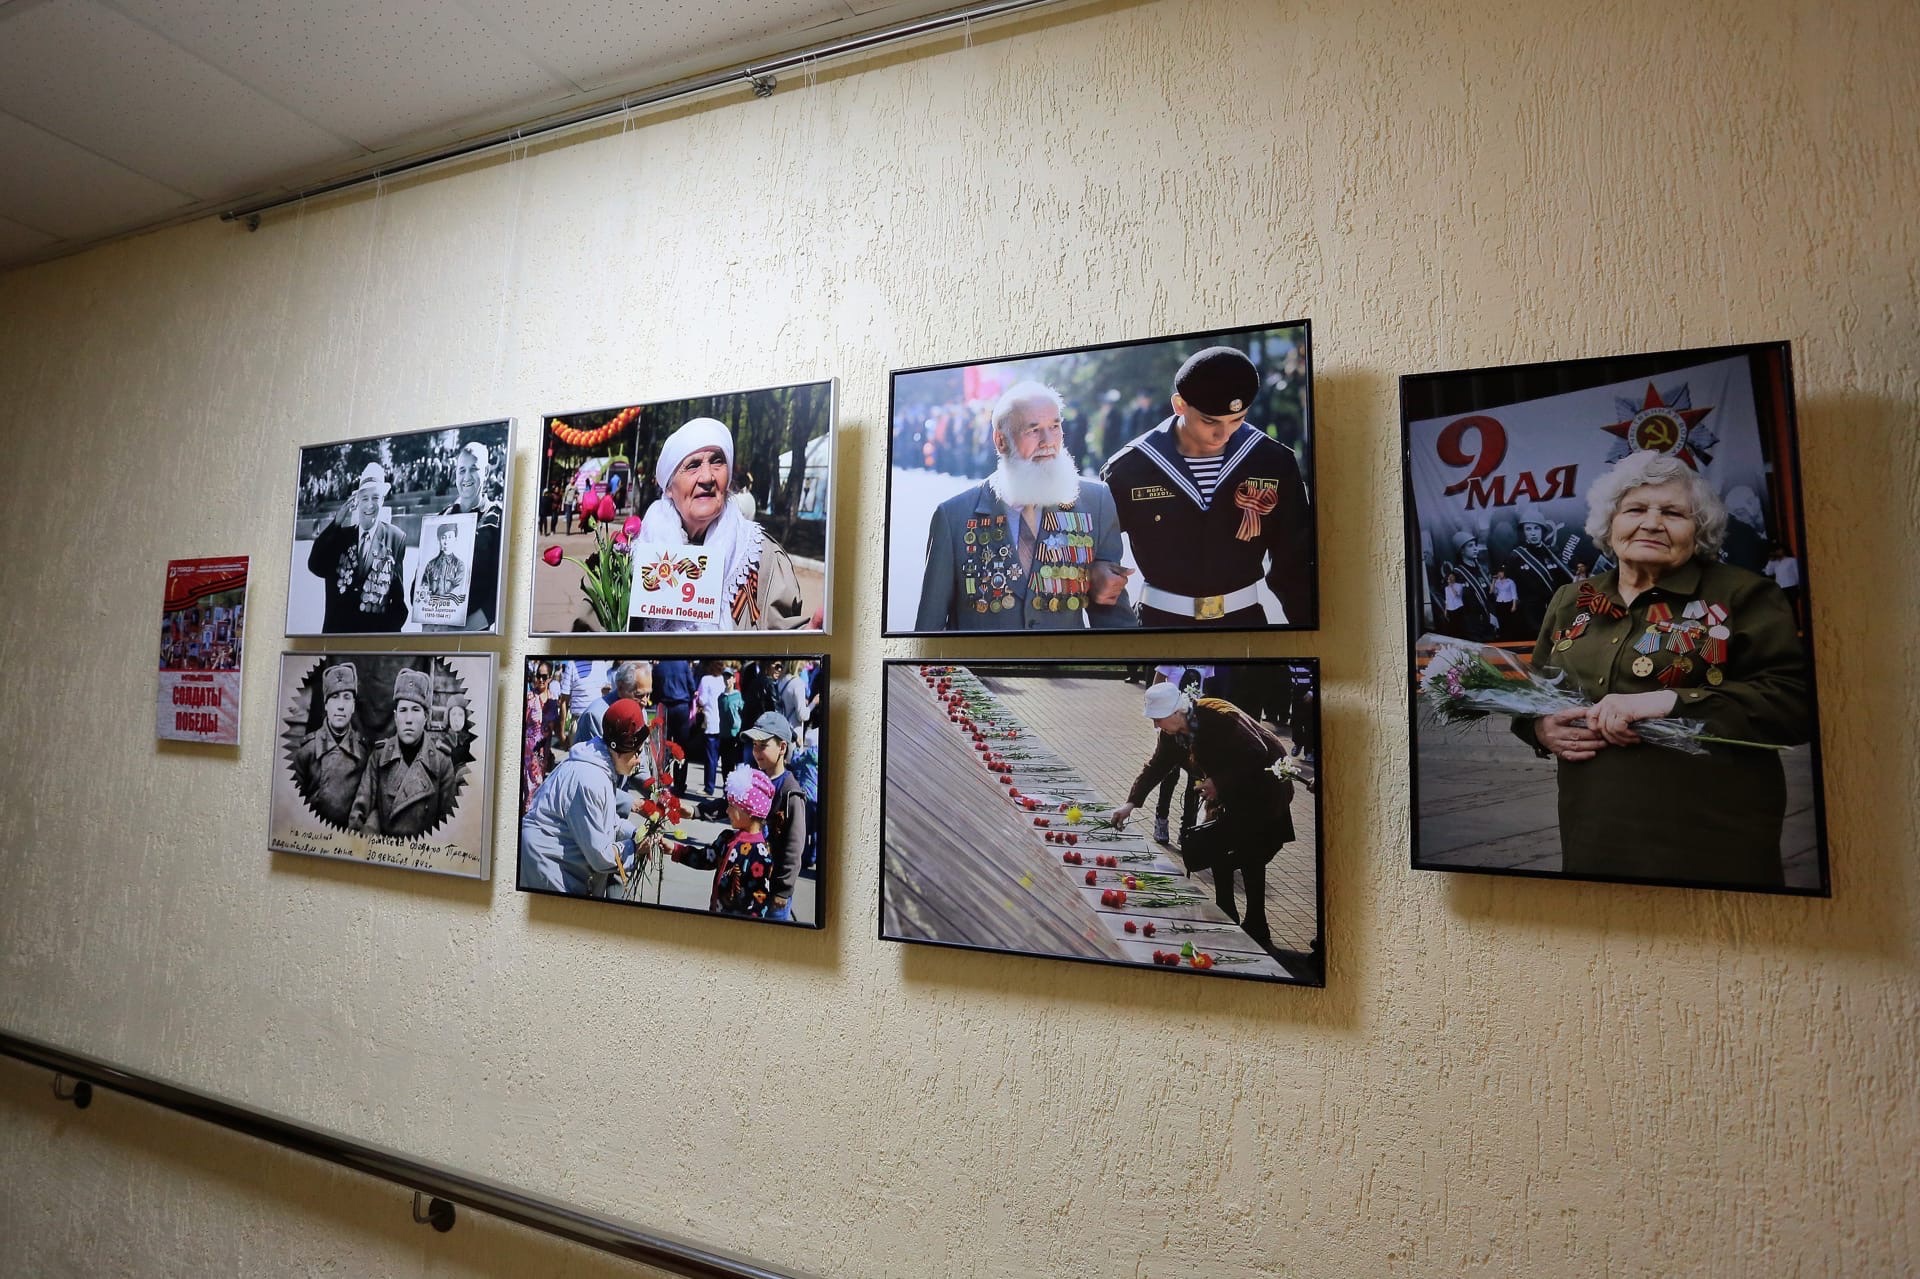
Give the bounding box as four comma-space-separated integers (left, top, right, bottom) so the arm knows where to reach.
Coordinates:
300, 449, 460, 513
520, 657, 822, 868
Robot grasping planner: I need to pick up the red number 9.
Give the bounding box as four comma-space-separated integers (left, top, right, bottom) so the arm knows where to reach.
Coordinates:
682, 583, 696, 603
1437, 415, 1508, 496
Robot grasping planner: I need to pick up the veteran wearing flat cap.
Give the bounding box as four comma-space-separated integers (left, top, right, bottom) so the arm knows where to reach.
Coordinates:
291, 661, 368, 828
634, 418, 807, 631
1101, 347, 1315, 628
350, 667, 460, 837
915, 380, 1137, 631
306, 462, 412, 633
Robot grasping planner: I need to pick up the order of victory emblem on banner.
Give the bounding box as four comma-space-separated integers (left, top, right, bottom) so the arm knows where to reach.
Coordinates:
627, 547, 720, 627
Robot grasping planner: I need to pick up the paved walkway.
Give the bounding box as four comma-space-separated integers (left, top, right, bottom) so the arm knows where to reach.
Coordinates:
984, 673, 1319, 956
1416, 721, 1822, 888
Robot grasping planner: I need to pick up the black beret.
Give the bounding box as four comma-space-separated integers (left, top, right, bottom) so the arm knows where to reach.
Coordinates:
1173, 346, 1260, 416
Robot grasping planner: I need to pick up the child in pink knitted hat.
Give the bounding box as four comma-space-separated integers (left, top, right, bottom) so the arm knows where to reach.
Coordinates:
670, 764, 780, 917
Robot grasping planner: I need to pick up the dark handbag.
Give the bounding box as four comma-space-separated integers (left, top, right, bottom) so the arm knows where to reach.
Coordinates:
1179, 813, 1236, 875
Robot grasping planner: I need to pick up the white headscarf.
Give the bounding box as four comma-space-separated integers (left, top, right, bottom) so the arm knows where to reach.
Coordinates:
640, 417, 762, 631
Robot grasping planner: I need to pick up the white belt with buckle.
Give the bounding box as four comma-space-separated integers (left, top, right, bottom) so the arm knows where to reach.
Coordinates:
1141, 582, 1262, 620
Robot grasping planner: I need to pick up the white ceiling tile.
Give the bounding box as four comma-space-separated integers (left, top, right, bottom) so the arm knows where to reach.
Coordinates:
0, 0, 355, 199
0, 111, 193, 241
0, 215, 62, 267
104, 0, 577, 150
458, 0, 846, 89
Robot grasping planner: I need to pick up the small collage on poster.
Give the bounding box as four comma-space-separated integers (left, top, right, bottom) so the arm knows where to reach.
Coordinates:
157, 556, 250, 745
268, 652, 496, 879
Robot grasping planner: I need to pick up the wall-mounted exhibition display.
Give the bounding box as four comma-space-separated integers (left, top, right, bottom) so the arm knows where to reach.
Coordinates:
517, 655, 827, 927
286, 420, 512, 635
1401, 342, 1828, 895
529, 382, 835, 633
884, 322, 1316, 635
881, 660, 1323, 985
156, 555, 249, 745
269, 652, 497, 879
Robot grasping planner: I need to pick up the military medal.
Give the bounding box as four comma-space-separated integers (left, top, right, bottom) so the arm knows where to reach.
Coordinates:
1706, 667, 1725, 685
1067, 595, 1081, 610
1657, 662, 1688, 688
1633, 626, 1663, 655
1682, 600, 1707, 620
1700, 621, 1730, 665
1631, 654, 1655, 677
1554, 638, 1573, 652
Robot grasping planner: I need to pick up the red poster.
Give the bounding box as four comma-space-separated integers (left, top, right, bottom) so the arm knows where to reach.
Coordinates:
157, 556, 250, 745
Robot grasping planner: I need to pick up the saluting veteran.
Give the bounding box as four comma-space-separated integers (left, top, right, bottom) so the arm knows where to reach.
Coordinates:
291, 661, 368, 827
915, 380, 1137, 631
1513, 451, 1811, 887
1102, 347, 1315, 628
636, 418, 806, 631
351, 668, 460, 837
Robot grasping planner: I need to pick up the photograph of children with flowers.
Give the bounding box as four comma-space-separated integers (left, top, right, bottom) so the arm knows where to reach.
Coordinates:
528, 381, 834, 634
517, 655, 826, 927
881, 660, 1322, 985
1402, 341, 1828, 895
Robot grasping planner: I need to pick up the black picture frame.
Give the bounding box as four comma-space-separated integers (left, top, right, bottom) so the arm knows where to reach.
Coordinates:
514, 654, 828, 929
1399, 340, 1829, 896
879, 658, 1324, 986
882, 320, 1318, 636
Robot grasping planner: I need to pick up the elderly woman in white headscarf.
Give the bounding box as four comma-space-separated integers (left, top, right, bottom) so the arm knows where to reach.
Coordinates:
638, 418, 806, 631
1511, 451, 1811, 888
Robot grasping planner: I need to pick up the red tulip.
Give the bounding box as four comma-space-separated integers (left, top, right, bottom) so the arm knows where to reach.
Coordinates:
541, 546, 564, 567
612, 532, 629, 550
1124, 921, 1138, 934
595, 495, 618, 522
1084, 870, 1097, 885
668, 742, 685, 761
622, 515, 642, 539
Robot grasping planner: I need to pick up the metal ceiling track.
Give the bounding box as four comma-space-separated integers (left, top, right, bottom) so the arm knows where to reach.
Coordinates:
221, 0, 1070, 225
2, 1028, 803, 1279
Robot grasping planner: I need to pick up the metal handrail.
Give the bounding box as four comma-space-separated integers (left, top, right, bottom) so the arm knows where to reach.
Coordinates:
0, 1028, 804, 1279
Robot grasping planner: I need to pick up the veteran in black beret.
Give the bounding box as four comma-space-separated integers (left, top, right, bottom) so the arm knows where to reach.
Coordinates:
914, 380, 1138, 631
1100, 346, 1316, 628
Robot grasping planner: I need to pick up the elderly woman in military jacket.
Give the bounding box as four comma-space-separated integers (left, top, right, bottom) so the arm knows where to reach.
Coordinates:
1512, 451, 1811, 887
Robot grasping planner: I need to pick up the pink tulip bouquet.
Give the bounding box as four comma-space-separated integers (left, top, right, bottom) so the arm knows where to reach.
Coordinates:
541, 496, 640, 630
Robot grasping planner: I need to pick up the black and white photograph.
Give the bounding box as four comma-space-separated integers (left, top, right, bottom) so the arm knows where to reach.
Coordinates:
881, 660, 1323, 985
269, 652, 497, 879
884, 322, 1316, 635
528, 382, 835, 634
286, 419, 511, 635
1402, 342, 1828, 894
515, 656, 827, 927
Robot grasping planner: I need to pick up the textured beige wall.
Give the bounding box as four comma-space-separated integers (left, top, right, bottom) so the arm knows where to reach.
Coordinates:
2, 0, 1917, 1275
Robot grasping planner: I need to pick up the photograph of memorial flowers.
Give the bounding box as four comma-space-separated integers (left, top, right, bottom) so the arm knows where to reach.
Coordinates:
528, 381, 834, 634
516, 655, 827, 928
1402, 340, 1827, 895
881, 659, 1322, 985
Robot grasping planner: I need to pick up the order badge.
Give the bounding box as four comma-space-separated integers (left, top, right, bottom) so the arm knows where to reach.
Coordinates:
627, 545, 722, 627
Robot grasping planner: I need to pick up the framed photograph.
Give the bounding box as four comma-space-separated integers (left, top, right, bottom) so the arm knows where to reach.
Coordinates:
1401, 341, 1828, 894
157, 555, 249, 745
880, 659, 1323, 985
286, 419, 513, 636
269, 652, 497, 879
527, 381, 835, 634
883, 321, 1316, 635
515, 655, 827, 928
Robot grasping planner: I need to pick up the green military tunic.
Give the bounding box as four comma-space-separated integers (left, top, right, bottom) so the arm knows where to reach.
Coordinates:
350, 732, 459, 837
1511, 559, 1811, 887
